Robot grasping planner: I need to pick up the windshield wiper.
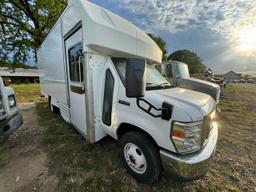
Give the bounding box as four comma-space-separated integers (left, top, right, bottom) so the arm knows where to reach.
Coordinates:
147, 82, 161, 87
147, 82, 171, 88
159, 82, 171, 87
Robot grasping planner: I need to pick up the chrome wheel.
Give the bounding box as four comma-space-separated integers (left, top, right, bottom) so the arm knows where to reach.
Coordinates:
124, 143, 147, 174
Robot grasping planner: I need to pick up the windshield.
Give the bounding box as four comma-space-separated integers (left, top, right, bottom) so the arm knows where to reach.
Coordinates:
174, 63, 190, 78
146, 65, 170, 88
112, 58, 171, 90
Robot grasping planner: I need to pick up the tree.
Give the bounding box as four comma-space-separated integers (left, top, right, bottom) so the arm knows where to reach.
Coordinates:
243, 74, 251, 80
0, 0, 67, 65
168, 49, 205, 74
148, 33, 168, 61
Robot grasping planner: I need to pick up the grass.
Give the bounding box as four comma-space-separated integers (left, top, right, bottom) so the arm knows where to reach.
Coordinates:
11, 83, 42, 104
5, 83, 256, 191
37, 102, 135, 192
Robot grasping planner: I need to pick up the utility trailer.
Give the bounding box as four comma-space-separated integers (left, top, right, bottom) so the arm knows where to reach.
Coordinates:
38, 0, 220, 183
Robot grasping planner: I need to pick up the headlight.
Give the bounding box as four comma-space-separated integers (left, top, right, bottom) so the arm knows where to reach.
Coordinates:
171, 121, 202, 154
8, 95, 16, 108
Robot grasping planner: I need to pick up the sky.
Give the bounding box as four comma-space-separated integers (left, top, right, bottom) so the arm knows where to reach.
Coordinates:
90, 0, 256, 74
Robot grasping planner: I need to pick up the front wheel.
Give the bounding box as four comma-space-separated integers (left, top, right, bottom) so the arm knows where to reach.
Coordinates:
119, 131, 161, 184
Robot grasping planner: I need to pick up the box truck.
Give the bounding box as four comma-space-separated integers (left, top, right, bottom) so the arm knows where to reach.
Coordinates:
0, 77, 23, 140
38, 0, 220, 183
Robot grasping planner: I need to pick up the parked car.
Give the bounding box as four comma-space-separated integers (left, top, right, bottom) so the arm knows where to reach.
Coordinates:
38, 0, 219, 183
160, 62, 223, 97
239, 79, 246, 83
0, 77, 23, 140
248, 79, 255, 83
223, 79, 229, 84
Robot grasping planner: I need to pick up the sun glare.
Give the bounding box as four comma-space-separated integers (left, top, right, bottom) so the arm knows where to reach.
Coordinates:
235, 27, 256, 56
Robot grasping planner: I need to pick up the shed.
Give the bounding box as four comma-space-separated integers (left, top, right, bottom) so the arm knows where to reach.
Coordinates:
224, 71, 241, 82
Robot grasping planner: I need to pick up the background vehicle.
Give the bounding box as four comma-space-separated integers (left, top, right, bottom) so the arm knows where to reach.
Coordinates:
38, 0, 220, 183
204, 68, 225, 95
248, 79, 255, 83
0, 77, 23, 140
160, 61, 222, 99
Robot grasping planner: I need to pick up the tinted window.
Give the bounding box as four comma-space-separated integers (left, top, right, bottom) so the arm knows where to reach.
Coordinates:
102, 70, 115, 126
68, 43, 84, 82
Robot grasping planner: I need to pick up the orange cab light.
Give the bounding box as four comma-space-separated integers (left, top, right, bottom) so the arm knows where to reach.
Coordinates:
172, 130, 185, 138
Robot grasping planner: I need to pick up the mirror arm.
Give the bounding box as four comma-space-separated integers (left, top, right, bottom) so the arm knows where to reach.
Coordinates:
136, 98, 162, 118
136, 98, 172, 120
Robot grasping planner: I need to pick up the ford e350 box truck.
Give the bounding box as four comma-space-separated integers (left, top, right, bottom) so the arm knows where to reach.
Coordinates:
38, 0, 220, 183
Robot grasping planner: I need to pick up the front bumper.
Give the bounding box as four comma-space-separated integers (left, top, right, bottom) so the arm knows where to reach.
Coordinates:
160, 124, 218, 181
0, 111, 23, 139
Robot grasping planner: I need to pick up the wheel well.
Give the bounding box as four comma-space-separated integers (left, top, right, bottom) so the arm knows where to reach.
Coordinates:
117, 123, 159, 148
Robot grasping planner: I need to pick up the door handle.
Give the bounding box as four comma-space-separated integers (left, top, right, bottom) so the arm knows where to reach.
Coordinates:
78, 56, 82, 83
78, 55, 86, 94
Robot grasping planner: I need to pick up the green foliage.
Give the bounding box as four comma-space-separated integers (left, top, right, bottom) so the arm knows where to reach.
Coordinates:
168, 49, 205, 74
243, 74, 251, 79
0, 0, 67, 65
0, 62, 36, 69
148, 33, 168, 61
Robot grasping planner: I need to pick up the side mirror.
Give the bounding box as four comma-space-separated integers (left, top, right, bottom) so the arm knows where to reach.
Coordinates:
3, 79, 12, 86
174, 75, 181, 85
161, 102, 173, 120
126, 58, 146, 98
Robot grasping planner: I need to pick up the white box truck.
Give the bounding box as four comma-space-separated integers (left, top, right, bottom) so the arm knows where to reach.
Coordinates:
38, 0, 220, 183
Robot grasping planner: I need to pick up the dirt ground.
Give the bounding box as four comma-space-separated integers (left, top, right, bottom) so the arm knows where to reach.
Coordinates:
0, 83, 255, 192
0, 105, 58, 192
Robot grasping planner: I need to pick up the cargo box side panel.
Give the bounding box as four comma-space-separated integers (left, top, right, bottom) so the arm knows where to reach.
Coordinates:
38, 20, 68, 106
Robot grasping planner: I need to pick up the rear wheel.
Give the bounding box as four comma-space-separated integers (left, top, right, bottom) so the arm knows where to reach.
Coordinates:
119, 131, 161, 184
48, 96, 59, 113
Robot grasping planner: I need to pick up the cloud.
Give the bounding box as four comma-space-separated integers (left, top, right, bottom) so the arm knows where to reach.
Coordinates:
98, 0, 256, 72
108, 0, 256, 39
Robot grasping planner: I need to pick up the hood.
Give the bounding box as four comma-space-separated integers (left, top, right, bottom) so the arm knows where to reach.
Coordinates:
158, 87, 213, 108
178, 77, 220, 103
145, 87, 216, 121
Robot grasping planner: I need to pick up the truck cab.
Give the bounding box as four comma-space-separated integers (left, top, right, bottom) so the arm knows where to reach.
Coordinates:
38, 0, 220, 184
0, 77, 23, 140
106, 58, 219, 182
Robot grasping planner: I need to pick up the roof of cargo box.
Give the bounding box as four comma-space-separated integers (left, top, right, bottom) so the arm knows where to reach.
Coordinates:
68, 0, 162, 63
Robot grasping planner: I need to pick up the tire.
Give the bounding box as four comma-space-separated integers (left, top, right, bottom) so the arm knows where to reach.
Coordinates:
48, 96, 51, 109
48, 96, 59, 114
119, 131, 161, 184
51, 105, 60, 113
